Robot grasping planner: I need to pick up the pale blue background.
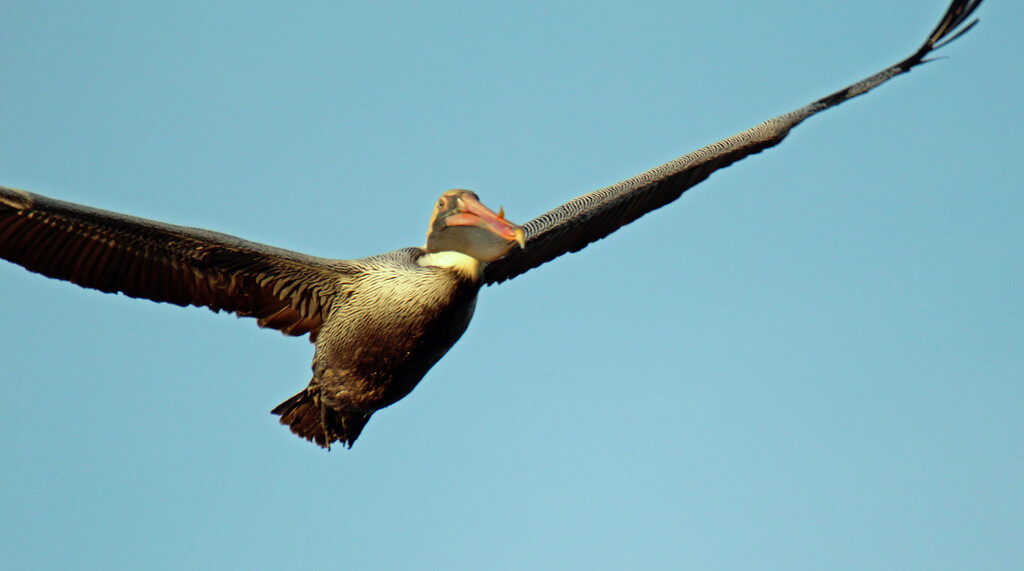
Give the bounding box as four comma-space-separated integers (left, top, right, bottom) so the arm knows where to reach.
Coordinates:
2, 1, 1021, 568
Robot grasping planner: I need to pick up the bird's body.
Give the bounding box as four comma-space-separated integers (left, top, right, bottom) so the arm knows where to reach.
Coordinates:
0, 187, 506, 448
275, 248, 483, 447
0, 0, 983, 449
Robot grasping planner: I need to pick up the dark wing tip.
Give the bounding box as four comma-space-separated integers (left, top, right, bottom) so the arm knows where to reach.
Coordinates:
918, 0, 983, 59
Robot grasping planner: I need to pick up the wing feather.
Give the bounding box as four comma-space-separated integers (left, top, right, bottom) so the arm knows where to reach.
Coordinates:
0, 186, 351, 338
485, 0, 982, 285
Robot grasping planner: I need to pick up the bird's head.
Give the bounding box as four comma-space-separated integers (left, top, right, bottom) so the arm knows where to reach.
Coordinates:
425, 189, 525, 262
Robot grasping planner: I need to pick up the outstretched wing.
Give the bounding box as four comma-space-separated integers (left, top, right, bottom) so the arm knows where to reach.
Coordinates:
484, 0, 981, 285
0, 186, 352, 338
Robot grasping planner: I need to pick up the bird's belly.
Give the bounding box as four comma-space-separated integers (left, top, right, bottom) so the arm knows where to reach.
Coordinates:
314, 268, 478, 408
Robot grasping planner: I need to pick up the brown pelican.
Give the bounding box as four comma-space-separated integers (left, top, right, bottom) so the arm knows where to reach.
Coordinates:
0, 0, 982, 449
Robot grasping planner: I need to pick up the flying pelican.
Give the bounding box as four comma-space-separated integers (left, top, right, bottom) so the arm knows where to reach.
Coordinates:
0, 0, 982, 449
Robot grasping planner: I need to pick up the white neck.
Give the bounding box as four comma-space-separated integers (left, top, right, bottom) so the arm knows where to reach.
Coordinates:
418, 250, 483, 280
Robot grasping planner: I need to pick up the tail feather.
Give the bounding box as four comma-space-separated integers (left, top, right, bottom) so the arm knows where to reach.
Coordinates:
271, 387, 371, 450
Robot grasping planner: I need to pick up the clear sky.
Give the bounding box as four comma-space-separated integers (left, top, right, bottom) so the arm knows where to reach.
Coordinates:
2, 1, 1021, 568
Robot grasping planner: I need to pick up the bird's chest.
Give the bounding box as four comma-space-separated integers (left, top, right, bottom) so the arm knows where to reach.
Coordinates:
318, 263, 479, 375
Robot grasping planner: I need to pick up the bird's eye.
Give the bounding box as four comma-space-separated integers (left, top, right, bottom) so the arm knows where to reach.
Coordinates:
437, 199, 446, 209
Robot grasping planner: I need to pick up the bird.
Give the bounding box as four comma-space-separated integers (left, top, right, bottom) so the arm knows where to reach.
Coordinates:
0, 0, 982, 449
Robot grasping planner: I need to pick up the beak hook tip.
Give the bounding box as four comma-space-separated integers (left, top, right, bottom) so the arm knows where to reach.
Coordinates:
514, 228, 526, 249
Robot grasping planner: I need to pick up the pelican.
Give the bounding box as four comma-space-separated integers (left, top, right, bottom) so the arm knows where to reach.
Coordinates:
0, 0, 982, 449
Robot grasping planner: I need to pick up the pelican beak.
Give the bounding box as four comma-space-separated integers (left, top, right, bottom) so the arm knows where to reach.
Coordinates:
447, 193, 525, 249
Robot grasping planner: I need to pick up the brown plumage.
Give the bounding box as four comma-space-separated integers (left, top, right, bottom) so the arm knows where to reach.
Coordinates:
270, 248, 483, 447
0, 0, 981, 448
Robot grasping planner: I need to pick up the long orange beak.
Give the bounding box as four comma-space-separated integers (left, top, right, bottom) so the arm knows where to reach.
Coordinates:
446, 193, 526, 249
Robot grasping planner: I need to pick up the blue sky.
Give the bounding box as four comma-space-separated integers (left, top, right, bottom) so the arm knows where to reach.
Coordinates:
2, 1, 1021, 568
